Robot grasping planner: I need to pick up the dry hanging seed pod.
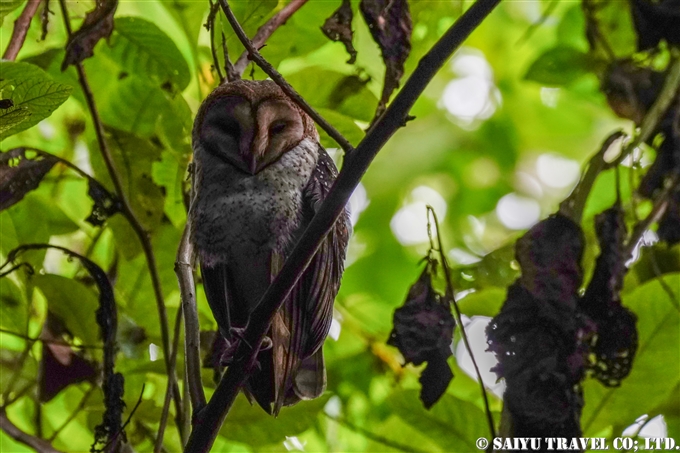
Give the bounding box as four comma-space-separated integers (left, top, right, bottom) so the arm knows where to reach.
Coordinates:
321, 0, 358, 64
581, 206, 638, 387
388, 262, 455, 408
487, 214, 589, 438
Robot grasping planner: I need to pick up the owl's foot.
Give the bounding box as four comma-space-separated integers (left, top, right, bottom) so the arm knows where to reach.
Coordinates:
219, 329, 272, 366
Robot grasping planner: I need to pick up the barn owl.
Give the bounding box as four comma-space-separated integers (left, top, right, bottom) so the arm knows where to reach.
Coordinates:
190, 80, 350, 415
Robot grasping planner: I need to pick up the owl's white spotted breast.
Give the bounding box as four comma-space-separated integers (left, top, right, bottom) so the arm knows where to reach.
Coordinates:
192, 138, 319, 267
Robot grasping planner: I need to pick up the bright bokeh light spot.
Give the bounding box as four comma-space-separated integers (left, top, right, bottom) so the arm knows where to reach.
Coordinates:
622, 414, 667, 438
348, 183, 369, 227
329, 318, 341, 341
515, 171, 544, 199
39, 120, 56, 139
324, 395, 342, 417
455, 316, 505, 398
540, 87, 560, 108
391, 186, 447, 245
149, 343, 159, 362
496, 193, 541, 230
627, 229, 659, 265
449, 247, 481, 265
441, 49, 501, 126
283, 436, 306, 451
536, 153, 581, 189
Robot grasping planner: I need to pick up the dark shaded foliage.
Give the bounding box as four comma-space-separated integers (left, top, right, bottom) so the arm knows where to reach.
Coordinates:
487, 215, 590, 439
630, 0, 680, 51
322, 0, 357, 64
388, 264, 455, 408
359, 0, 412, 118
0, 148, 58, 211
62, 0, 119, 69
581, 206, 638, 387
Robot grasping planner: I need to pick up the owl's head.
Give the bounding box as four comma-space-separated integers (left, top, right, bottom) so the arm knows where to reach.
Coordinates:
194, 80, 318, 175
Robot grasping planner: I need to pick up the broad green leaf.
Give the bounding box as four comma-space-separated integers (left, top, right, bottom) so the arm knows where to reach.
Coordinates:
219, 393, 329, 446
457, 287, 505, 317
557, 5, 589, 52
524, 46, 594, 86
89, 129, 164, 235
106, 17, 191, 91
0, 278, 27, 333
151, 150, 187, 228
160, 1, 209, 51
98, 77, 171, 138
387, 390, 489, 452
0, 62, 73, 141
33, 274, 100, 346
582, 274, 680, 434
315, 107, 365, 149
0, 0, 24, 26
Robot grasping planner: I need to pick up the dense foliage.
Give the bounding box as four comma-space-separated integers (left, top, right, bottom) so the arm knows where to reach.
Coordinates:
1, 0, 678, 451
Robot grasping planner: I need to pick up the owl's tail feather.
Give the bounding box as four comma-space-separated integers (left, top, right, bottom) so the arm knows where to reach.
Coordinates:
292, 349, 326, 401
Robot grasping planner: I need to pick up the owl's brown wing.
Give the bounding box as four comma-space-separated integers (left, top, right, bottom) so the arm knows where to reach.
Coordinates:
272, 148, 350, 414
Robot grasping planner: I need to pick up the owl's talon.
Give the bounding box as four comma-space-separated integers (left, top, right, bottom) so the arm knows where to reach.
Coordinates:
259, 336, 273, 352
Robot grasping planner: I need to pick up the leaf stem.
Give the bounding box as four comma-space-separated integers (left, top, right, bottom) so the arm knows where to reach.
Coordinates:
427, 207, 496, 441
0, 408, 63, 453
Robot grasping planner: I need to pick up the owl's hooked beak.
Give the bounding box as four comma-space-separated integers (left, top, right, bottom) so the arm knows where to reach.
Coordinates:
241, 129, 269, 175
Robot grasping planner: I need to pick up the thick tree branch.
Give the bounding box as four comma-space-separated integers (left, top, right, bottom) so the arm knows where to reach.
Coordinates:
57, 0, 184, 439
2, 0, 43, 60
232, 0, 309, 76
0, 409, 62, 453
184, 1, 502, 451
219, 0, 354, 155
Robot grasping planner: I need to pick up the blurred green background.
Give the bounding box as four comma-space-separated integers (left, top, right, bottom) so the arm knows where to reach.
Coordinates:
1, 0, 678, 451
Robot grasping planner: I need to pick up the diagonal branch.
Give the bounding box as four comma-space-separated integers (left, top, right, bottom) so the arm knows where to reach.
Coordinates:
219, 0, 354, 155
2, 0, 43, 61
0, 409, 63, 453
184, 0, 502, 451
232, 0, 309, 76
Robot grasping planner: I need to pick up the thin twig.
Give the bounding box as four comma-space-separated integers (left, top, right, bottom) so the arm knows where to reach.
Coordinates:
221, 32, 239, 83
99, 384, 146, 453
155, 306, 184, 452
184, 1, 502, 451
219, 0, 354, 155
207, 1, 225, 84
427, 207, 496, 441
174, 222, 206, 414
516, 0, 559, 45
232, 0, 309, 76
0, 409, 62, 453
2, 0, 43, 60
57, 0, 183, 437
326, 414, 428, 453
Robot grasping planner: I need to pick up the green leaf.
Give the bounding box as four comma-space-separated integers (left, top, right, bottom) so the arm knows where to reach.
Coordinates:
33, 274, 100, 346
89, 129, 165, 235
0, 278, 27, 333
0, 0, 25, 26
582, 274, 680, 434
151, 150, 187, 228
219, 393, 328, 447
106, 17, 191, 91
524, 46, 593, 86
457, 288, 505, 317
0, 62, 73, 141
315, 107, 365, 149
387, 390, 489, 452
160, 1, 209, 51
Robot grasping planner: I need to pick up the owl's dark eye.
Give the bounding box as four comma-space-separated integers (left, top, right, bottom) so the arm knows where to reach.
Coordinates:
270, 121, 287, 135
222, 119, 241, 138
